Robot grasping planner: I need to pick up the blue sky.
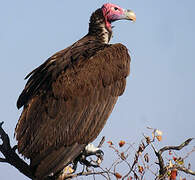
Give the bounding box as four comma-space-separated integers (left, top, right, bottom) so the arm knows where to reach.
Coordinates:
0, 0, 195, 179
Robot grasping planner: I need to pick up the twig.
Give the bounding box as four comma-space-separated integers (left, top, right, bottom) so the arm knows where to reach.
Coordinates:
175, 166, 195, 176
63, 170, 109, 179
98, 136, 105, 148
183, 146, 195, 160
98, 165, 111, 180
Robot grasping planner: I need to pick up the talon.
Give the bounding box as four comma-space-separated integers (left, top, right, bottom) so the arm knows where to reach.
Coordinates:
95, 149, 104, 157
73, 143, 104, 168
84, 143, 104, 157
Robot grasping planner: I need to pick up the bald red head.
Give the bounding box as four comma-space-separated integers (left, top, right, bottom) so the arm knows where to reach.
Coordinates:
101, 3, 136, 31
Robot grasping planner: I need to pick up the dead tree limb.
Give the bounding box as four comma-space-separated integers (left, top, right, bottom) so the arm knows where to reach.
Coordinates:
0, 121, 35, 179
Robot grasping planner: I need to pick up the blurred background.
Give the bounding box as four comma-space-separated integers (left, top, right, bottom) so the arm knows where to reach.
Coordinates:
0, 0, 195, 179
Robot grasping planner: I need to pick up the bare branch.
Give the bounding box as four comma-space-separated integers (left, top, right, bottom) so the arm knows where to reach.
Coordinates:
159, 138, 194, 155
176, 166, 195, 176
0, 157, 7, 162
97, 136, 105, 148
183, 146, 195, 160
154, 138, 194, 178
0, 122, 34, 179
62, 170, 110, 179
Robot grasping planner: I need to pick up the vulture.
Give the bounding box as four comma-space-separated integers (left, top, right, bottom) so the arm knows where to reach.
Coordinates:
15, 3, 136, 180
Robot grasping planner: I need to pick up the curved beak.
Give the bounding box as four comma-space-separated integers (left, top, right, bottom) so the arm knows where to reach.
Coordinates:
123, 10, 136, 22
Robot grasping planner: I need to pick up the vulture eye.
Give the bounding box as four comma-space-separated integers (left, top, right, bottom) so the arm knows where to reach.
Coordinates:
114, 7, 119, 11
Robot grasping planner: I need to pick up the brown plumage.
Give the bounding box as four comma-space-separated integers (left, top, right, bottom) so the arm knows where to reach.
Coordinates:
15, 3, 135, 179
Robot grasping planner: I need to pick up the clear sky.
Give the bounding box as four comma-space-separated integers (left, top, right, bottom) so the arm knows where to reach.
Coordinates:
0, 0, 195, 179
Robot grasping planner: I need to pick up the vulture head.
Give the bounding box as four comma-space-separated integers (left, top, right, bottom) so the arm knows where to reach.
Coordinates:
89, 3, 136, 43
102, 3, 136, 30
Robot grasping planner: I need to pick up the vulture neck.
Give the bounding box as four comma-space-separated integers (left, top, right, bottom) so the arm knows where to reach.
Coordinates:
88, 8, 112, 44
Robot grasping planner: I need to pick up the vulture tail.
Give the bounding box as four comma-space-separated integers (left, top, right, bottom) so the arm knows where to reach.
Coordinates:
32, 143, 85, 180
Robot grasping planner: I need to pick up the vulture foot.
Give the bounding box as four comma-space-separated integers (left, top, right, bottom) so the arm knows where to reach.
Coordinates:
73, 144, 104, 171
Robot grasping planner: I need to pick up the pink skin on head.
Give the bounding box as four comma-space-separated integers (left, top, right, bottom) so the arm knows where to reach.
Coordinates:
101, 3, 125, 31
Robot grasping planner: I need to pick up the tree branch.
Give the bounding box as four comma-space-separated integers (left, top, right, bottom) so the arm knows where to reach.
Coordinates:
0, 122, 35, 179
159, 138, 194, 154
176, 166, 195, 176
154, 138, 195, 179
62, 170, 110, 179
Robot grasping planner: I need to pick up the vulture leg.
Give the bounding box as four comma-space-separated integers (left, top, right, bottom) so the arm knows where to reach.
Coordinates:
73, 143, 104, 170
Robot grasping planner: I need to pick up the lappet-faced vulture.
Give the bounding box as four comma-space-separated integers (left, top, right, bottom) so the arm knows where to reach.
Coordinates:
15, 3, 136, 179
